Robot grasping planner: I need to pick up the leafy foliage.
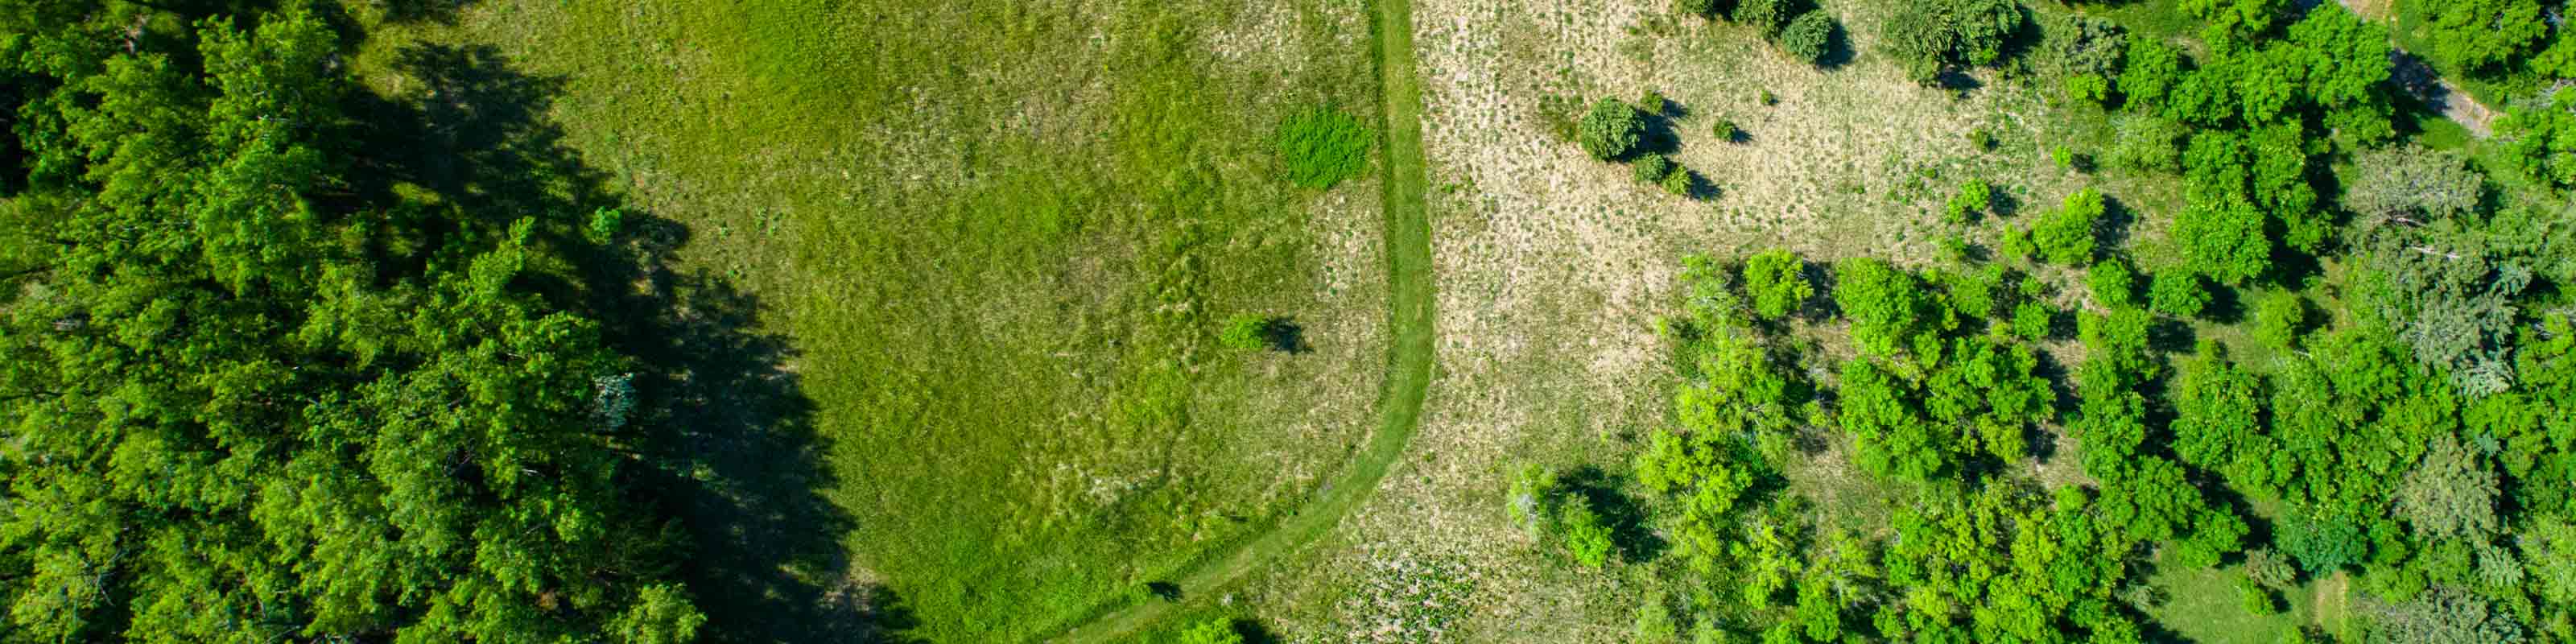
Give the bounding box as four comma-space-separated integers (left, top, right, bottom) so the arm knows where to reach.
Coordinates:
1880, 0, 2027, 82
1581, 98, 1647, 160
2344, 145, 2484, 228
1832, 258, 1952, 356
2498, 89, 2576, 190
0, 6, 703, 641
2087, 259, 2138, 309
2033, 188, 2103, 266
1741, 249, 1811, 321
2148, 268, 2208, 318
1781, 11, 1836, 64
1179, 618, 1245, 644
2414, 0, 2551, 72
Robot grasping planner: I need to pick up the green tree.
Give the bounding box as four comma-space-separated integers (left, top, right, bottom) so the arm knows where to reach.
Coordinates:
1635, 153, 1677, 184
2148, 268, 2208, 317
1633, 592, 1682, 643
1832, 258, 1951, 356
2034, 188, 2103, 266
2252, 291, 2310, 349
2175, 198, 2273, 284
1563, 501, 1616, 568
2497, 88, 2576, 189
1741, 248, 1812, 320
2107, 114, 2186, 172
2088, 259, 2138, 309
1781, 10, 1836, 64
1733, 0, 1810, 36
2344, 145, 2483, 229
1880, 0, 2026, 82
1581, 98, 1646, 159
1179, 618, 1245, 644
2393, 433, 2500, 539
2417, 0, 2550, 72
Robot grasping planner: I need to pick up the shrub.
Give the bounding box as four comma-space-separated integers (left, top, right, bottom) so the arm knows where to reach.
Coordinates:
2033, 188, 2103, 265
2088, 259, 2136, 309
1662, 166, 1696, 196
1967, 126, 1995, 151
1741, 248, 1811, 320
2012, 301, 2051, 340
1759, 89, 1778, 105
1711, 116, 1739, 142
1733, 0, 1807, 36
2252, 291, 2308, 349
1563, 502, 1615, 568
1219, 313, 1277, 350
1179, 618, 1245, 644
1943, 179, 1990, 223
1580, 99, 1647, 159
2237, 580, 2277, 615
1781, 11, 1835, 64
1641, 89, 1670, 116
1634, 154, 1676, 184
1881, 0, 2025, 82
1278, 107, 1375, 188
1678, 0, 1724, 17
2106, 114, 2186, 172
2498, 88, 2576, 189
2148, 268, 2207, 318
585, 207, 625, 245
1999, 226, 2035, 262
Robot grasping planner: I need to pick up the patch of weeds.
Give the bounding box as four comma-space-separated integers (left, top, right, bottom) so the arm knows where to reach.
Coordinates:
1278, 106, 1376, 188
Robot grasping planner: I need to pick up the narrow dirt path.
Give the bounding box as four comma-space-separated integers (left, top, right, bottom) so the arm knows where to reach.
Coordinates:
1034, 0, 1438, 639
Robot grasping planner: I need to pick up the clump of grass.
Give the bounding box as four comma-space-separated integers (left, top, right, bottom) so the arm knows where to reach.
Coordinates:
1278, 107, 1375, 188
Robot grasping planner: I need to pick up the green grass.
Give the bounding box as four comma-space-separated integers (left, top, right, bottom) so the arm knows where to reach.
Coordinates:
1279, 107, 1378, 189
345, 0, 1387, 641
1049, 0, 1439, 637
2145, 563, 2337, 644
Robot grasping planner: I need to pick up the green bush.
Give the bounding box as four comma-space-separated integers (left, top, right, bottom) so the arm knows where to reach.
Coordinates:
1640, 89, 1670, 116
1880, 0, 2025, 82
1999, 225, 2036, 263
1967, 127, 1995, 151
1943, 179, 1990, 223
2013, 301, 2052, 340
2033, 188, 2103, 266
1277, 107, 1375, 188
1663, 166, 1696, 196
1741, 248, 1811, 320
1580, 98, 1646, 159
1563, 502, 1614, 568
2107, 114, 2186, 172
1179, 618, 1245, 644
2252, 291, 2309, 349
1781, 11, 1835, 64
1759, 89, 1778, 105
1678, 0, 1724, 17
2148, 268, 2207, 318
2088, 259, 2136, 309
1733, 0, 1808, 35
1633, 153, 1676, 184
2237, 579, 2278, 615
1219, 313, 1277, 350
1711, 116, 1739, 142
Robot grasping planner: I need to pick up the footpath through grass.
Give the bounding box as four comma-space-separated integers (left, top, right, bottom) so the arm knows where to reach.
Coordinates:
1046, 0, 1439, 639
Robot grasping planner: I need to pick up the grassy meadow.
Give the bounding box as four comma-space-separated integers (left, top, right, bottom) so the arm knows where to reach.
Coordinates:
346, 0, 1391, 640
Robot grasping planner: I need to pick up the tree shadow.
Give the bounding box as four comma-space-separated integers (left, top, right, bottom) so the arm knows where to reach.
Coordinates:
1261, 316, 1311, 353
1814, 22, 1857, 70
350, 43, 894, 643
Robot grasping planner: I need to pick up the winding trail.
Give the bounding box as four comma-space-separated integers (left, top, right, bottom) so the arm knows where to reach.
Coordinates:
1039, 0, 1437, 640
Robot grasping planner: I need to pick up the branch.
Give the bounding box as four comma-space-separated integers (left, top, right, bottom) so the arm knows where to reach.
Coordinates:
2409, 246, 2464, 261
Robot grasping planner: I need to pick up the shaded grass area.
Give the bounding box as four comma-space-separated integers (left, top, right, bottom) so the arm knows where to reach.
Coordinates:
349, 0, 1385, 641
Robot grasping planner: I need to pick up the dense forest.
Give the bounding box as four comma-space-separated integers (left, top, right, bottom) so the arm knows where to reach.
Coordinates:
1513, 0, 2576, 642
0, 2, 717, 641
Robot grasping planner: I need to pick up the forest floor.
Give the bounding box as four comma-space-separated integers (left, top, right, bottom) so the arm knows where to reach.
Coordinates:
345, 0, 1397, 641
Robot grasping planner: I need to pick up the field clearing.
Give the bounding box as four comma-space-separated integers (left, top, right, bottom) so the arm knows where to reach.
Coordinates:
347, 0, 1392, 640
1221, 0, 2212, 638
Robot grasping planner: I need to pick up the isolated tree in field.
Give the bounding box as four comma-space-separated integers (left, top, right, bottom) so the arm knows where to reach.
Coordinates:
1581, 98, 1646, 159
1781, 10, 1836, 64
1635, 153, 1676, 184
2251, 292, 2307, 349
2033, 188, 2103, 266
2148, 268, 2207, 317
1741, 248, 1811, 320
1662, 166, 1696, 196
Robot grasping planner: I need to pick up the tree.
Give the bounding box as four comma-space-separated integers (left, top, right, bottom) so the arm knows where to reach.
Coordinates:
2119, 40, 2185, 109
2148, 268, 2208, 317
2278, 510, 2368, 574
2393, 433, 2500, 539
2344, 146, 2483, 228
2372, 586, 2527, 643
2034, 188, 2103, 266
1944, 179, 1991, 224
2041, 13, 2128, 103
1563, 501, 1616, 568
1781, 10, 1835, 64
2497, 88, 2576, 190
1832, 258, 1951, 356
2417, 0, 2550, 72
1581, 98, 1646, 159
2088, 259, 2137, 309
2175, 198, 2273, 284
2252, 291, 2309, 349
2107, 114, 2186, 172
1179, 617, 1245, 644
1633, 592, 1682, 644
1663, 165, 1696, 196
1839, 359, 1953, 481
1733, 0, 1810, 36
1635, 153, 1677, 184
1741, 248, 1811, 320
0, 8, 705, 641
2173, 342, 2262, 473
1880, 0, 2025, 82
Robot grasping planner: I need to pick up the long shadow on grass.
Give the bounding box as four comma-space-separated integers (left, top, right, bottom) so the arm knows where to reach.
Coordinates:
350, 43, 905, 643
